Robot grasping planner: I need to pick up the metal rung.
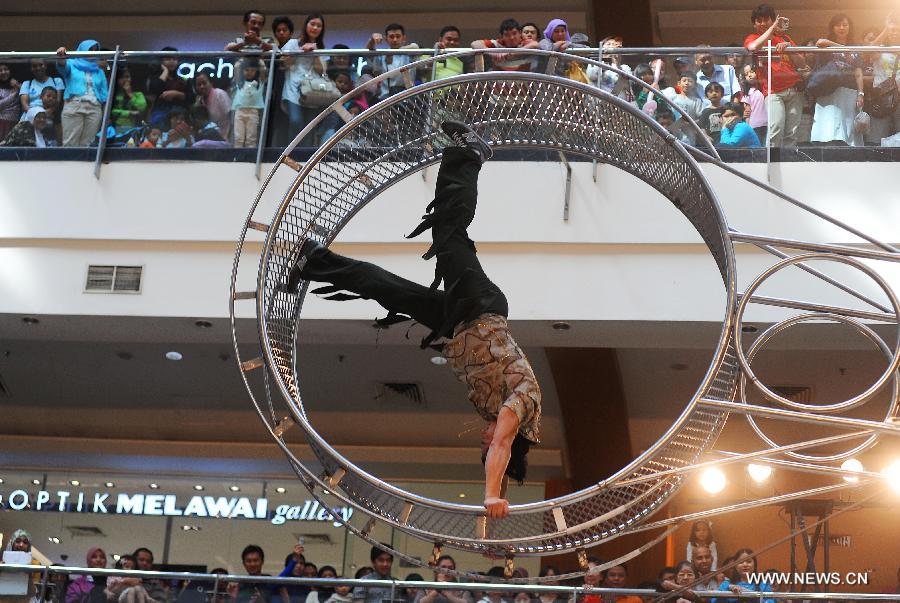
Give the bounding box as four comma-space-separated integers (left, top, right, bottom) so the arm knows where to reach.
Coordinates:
282, 156, 302, 172
552, 507, 567, 532
400, 502, 414, 525
241, 357, 264, 372
233, 291, 257, 300
248, 221, 270, 233
325, 468, 346, 489
361, 517, 377, 537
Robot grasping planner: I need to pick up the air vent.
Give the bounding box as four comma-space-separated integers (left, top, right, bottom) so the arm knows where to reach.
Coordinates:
85, 265, 143, 293
770, 385, 811, 403
65, 526, 106, 538
375, 382, 425, 406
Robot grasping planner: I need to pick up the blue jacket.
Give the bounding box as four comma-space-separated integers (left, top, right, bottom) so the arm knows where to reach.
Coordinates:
58, 41, 109, 103
712, 579, 775, 603
717, 121, 760, 147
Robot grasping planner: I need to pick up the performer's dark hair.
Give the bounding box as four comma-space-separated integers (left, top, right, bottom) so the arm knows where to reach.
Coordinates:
506, 433, 530, 483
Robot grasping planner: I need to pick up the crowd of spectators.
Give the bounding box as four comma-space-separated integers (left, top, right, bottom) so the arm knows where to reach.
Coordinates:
2, 5, 900, 150
3, 521, 900, 603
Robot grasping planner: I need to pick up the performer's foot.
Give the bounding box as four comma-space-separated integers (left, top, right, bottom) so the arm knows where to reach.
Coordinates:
441, 120, 493, 163
280, 239, 324, 294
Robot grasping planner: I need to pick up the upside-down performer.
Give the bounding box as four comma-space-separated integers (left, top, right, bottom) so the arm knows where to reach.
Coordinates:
283, 122, 541, 519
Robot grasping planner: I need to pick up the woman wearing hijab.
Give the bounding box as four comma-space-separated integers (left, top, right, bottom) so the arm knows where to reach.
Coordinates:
0, 107, 49, 147
54, 40, 109, 146
3, 529, 41, 603
66, 547, 108, 603
537, 19, 590, 77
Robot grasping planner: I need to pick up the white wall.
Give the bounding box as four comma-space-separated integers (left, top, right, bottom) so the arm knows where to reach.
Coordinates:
1, 160, 898, 323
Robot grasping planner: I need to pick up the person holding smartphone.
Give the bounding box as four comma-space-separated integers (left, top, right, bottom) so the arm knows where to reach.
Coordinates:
744, 3, 807, 147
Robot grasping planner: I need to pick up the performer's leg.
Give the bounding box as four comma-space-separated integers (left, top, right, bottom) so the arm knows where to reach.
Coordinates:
287, 242, 446, 333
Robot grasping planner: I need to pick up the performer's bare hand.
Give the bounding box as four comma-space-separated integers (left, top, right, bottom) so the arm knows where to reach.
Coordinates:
484, 496, 509, 518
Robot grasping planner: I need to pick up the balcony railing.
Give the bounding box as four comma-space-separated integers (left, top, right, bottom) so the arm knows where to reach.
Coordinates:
2, 46, 899, 178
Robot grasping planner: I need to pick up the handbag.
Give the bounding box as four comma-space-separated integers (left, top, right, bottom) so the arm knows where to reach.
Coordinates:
805, 58, 856, 98
299, 71, 340, 108
865, 53, 899, 118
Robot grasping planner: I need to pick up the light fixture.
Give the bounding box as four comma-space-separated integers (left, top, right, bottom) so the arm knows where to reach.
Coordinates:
112, 554, 121, 562
149, 483, 160, 489
741, 325, 758, 333
700, 467, 727, 494
70, 480, 80, 486
193, 485, 204, 491
458, 492, 466, 498
275, 487, 286, 494
194, 320, 213, 328
747, 464, 773, 483
840, 458, 864, 483
22, 316, 40, 325
881, 460, 900, 493
116, 351, 134, 361
165, 351, 183, 361
669, 363, 688, 371
48, 537, 60, 544
552, 321, 571, 331
430, 356, 448, 366
181, 525, 201, 531
31, 479, 41, 485
229, 485, 240, 492
0, 478, 4, 484
105, 482, 115, 488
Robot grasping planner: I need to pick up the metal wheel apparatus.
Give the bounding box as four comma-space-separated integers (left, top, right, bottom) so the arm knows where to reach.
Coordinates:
230, 49, 900, 576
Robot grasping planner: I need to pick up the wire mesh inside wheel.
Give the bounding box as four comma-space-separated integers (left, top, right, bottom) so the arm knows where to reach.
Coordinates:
235, 53, 740, 557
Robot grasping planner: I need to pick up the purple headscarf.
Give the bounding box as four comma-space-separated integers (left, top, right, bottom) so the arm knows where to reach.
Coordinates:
543, 19, 570, 43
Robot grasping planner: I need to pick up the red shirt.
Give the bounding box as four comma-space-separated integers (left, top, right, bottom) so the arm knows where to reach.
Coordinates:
744, 33, 801, 94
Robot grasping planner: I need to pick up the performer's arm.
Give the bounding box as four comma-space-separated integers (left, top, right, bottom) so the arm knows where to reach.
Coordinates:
484, 406, 518, 519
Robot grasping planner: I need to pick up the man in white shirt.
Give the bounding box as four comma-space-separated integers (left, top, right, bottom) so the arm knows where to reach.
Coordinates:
695, 49, 742, 103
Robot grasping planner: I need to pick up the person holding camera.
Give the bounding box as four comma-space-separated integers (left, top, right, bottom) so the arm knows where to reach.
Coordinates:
744, 3, 807, 147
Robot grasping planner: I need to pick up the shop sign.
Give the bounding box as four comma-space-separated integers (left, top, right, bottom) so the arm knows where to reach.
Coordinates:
0, 489, 353, 527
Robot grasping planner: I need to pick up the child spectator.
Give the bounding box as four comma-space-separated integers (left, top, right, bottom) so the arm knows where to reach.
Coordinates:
0, 63, 21, 140
698, 82, 727, 143
18, 59, 64, 113
686, 520, 719, 570
657, 107, 694, 145
194, 72, 232, 141
744, 4, 807, 147
111, 68, 148, 131
668, 71, 704, 122
55, 40, 109, 147
140, 127, 161, 148
159, 107, 192, 148
587, 36, 633, 100
367, 23, 420, 99
718, 102, 762, 147
713, 549, 773, 603
742, 65, 768, 141
190, 105, 228, 147
232, 57, 266, 148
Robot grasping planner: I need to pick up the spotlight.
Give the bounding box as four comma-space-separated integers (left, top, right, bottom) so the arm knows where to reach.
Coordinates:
70, 480, 80, 486
0, 478, 4, 484
193, 485, 204, 491
194, 320, 213, 328
747, 464, 773, 483
165, 351, 183, 361
149, 483, 160, 489
840, 458, 864, 483
48, 537, 60, 544
112, 554, 121, 562
275, 487, 286, 494
458, 493, 466, 498
229, 485, 240, 492
552, 321, 571, 331
31, 479, 41, 485
700, 468, 726, 494
430, 356, 448, 366
22, 317, 40, 325
105, 482, 115, 488
882, 460, 900, 493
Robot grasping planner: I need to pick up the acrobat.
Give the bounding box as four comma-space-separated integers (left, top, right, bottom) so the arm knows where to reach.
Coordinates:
283, 122, 541, 519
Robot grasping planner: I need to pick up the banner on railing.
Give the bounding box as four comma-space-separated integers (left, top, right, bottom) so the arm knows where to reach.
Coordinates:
0, 488, 353, 527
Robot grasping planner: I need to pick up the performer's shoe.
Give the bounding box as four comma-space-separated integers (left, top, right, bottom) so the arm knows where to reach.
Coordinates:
279, 239, 324, 294
441, 120, 492, 163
